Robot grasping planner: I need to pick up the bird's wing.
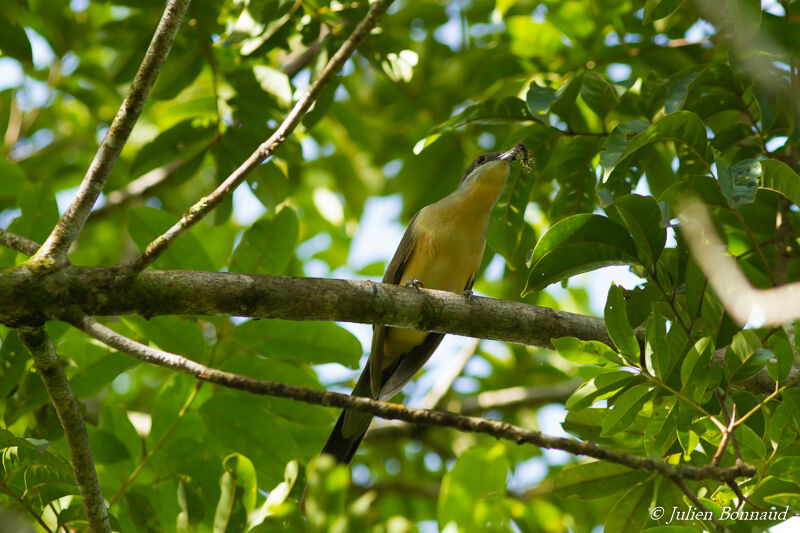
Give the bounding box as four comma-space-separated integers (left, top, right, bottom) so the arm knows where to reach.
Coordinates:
377, 272, 474, 400
378, 331, 445, 400
368, 211, 421, 398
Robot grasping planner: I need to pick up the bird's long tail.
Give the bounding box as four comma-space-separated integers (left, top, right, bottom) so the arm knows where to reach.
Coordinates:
320, 409, 372, 464
320, 369, 374, 464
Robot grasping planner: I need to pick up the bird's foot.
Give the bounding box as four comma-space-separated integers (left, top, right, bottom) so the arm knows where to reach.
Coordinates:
403, 279, 424, 292
462, 288, 474, 301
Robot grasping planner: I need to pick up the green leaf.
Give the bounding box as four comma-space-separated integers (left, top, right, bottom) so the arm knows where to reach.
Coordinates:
769, 401, 797, 451
600, 120, 650, 176
0, 331, 29, 399
680, 337, 720, 403
437, 445, 510, 530
525, 83, 556, 119
566, 371, 636, 411
124, 486, 162, 533
604, 480, 655, 533
127, 207, 214, 271
680, 337, 714, 387
549, 73, 586, 130
214, 453, 257, 533
643, 0, 687, 23
129, 118, 216, 178
87, 428, 131, 464
69, 353, 138, 399
552, 337, 623, 366
127, 316, 206, 361
603, 111, 709, 184
229, 207, 298, 275
249, 160, 289, 212
601, 383, 652, 437
415, 97, 532, 153
724, 330, 773, 384
232, 319, 362, 367
549, 136, 601, 222
7, 182, 59, 244
488, 124, 555, 269
580, 72, 621, 119
554, 461, 650, 499
716, 156, 760, 208
524, 214, 640, 294
734, 423, 767, 462
253, 66, 293, 106
644, 398, 678, 456
0, 158, 25, 200
760, 158, 800, 207
200, 395, 299, 481
0, 15, 32, 63
604, 285, 641, 363
605, 194, 666, 267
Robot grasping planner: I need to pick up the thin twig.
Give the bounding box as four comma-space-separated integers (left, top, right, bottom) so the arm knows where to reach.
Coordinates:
70, 313, 756, 484
18, 327, 110, 533
125, 0, 396, 274
670, 476, 726, 532
33, 0, 192, 267
0, 482, 54, 533
0, 228, 40, 255
711, 391, 736, 467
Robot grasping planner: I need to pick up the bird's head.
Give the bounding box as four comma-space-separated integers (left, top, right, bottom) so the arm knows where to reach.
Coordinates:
457, 143, 528, 192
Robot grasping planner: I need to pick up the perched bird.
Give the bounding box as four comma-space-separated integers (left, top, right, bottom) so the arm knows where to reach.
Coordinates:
320, 144, 526, 463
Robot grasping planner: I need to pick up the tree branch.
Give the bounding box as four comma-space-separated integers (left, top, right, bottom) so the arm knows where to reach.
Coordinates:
1, 266, 614, 350
1, 259, 796, 395
0, 228, 39, 256
125, 0, 396, 274
32, 0, 192, 267
18, 327, 110, 533
70, 314, 756, 485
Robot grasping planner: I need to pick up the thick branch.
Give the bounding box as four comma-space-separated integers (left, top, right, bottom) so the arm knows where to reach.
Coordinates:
18, 327, 110, 533
73, 314, 755, 484
1, 263, 795, 394
33, 0, 192, 266
0, 266, 613, 350
126, 0, 395, 273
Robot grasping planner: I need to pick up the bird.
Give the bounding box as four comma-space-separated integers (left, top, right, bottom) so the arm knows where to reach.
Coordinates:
319, 143, 526, 464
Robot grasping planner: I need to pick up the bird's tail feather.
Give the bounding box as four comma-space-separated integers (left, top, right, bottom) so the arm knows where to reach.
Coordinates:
320, 409, 372, 464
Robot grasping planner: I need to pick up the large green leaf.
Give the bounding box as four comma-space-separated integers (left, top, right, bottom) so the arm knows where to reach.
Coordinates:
524, 214, 640, 294
229, 207, 298, 275
603, 111, 710, 184
213, 453, 257, 533
554, 461, 650, 499
760, 158, 800, 207
231, 319, 362, 367
604, 480, 655, 533
414, 97, 532, 153
604, 284, 640, 363
601, 383, 653, 437
605, 194, 666, 267
437, 445, 510, 530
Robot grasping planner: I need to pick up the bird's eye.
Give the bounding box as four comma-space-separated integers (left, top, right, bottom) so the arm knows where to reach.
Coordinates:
476, 155, 486, 164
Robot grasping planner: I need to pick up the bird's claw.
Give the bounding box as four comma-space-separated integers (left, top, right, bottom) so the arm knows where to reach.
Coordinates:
403, 279, 424, 292
462, 288, 474, 301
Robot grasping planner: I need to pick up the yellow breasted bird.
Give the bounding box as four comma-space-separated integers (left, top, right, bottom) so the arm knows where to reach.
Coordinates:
320, 143, 526, 463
